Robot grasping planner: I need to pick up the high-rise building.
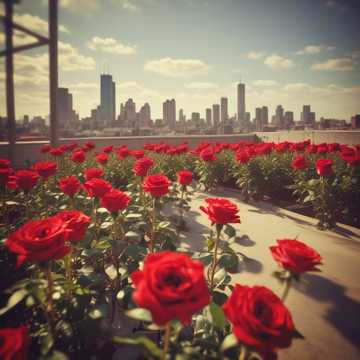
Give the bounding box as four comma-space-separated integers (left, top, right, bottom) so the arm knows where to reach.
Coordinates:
205, 108, 212, 127
163, 99, 176, 129
100, 74, 116, 124
284, 111, 294, 129
261, 106, 268, 127
191, 112, 201, 127
179, 109, 186, 123
57, 87, 78, 129
212, 104, 220, 129
220, 97, 228, 124
255, 107, 262, 131
275, 105, 284, 129
301, 105, 315, 128
139, 103, 151, 127
237, 83, 246, 127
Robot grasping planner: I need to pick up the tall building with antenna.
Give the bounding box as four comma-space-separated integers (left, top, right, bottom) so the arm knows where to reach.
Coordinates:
237, 82, 246, 128
100, 73, 116, 125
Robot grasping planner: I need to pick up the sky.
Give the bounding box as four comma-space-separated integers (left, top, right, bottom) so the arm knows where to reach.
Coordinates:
0, 0, 360, 122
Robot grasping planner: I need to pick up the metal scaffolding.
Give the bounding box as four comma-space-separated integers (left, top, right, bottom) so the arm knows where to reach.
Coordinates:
0, 0, 58, 163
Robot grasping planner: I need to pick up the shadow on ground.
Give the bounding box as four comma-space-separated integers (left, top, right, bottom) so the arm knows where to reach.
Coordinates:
293, 273, 360, 352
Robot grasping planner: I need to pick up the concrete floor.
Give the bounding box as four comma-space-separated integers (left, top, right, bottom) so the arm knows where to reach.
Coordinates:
179, 188, 360, 360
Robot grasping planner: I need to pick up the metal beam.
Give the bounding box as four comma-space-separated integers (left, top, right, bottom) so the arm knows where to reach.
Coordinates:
4, 0, 16, 163
49, 0, 58, 146
0, 39, 48, 57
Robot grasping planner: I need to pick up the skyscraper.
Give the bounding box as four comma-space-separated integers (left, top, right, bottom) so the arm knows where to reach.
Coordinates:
255, 107, 262, 131
163, 99, 176, 129
284, 111, 294, 129
205, 108, 212, 127
220, 97, 228, 124
237, 83, 246, 127
212, 104, 220, 129
301, 105, 315, 128
275, 105, 284, 129
261, 106, 268, 127
57, 87, 78, 129
139, 103, 151, 127
100, 74, 116, 124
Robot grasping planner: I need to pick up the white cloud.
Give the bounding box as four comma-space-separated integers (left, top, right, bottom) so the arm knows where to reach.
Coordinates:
264, 54, 295, 69
87, 36, 136, 55
185, 82, 218, 90
296, 44, 335, 55
246, 51, 265, 60
115, 0, 140, 12
118, 81, 158, 97
60, 0, 99, 13
252, 80, 279, 87
59, 42, 96, 71
311, 57, 356, 71
144, 57, 210, 77
0, 13, 69, 47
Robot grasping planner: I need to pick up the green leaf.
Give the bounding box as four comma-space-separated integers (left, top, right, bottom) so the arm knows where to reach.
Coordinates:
113, 336, 162, 358
125, 213, 143, 221
46, 351, 69, 360
125, 231, 140, 241
89, 304, 108, 319
224, 224, 236, 238
41, 332, 54, 355
158, 221, 171, 229
125, 308, 152, 322
105, 265, 118, 280
213, 268, 227, 286
0, 289, 28, 316
221, 333, 238, 352
308, 179, 319, 187
208, 302, 226, 329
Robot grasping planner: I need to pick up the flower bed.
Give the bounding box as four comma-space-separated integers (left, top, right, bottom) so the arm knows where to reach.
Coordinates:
0, 139, 358, 359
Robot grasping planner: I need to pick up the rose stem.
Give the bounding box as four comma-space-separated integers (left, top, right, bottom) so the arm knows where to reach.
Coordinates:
239, 345, 249, 360
149, 197, 156, 253
281, 277, 292, 302
162, 322, 171, 360
210, 224, 223, 291
65, 251, 73, 298
45, 263, 55, 321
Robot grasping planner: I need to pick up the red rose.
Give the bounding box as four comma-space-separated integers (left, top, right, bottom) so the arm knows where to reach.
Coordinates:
49, 147, 65, 157
223, 284, 296, 359
84, 178, 112, 198
0, 168, 13, 186
0, 325, 29, 360
236, 151, 250, 164
291, 155, 308, 170
66, 142, 79, 151
102, 145, 114, 153
200, 198, 240, 224
71, 150, 86, 164
117, 147, 130, 159
0, 159, 11, 168
96, 153, 108, 165
270, 239, 322, 274
56, 210, 91, 242
305, 144, 317, 154
177, 170, 193, 185
133, 157, 154, 177
316, 159, 333, 176
84, 167, 104, 181
84, 141, 95, 150
143, 174, 171, 197
101, 189, 131, 213
131, 150, 145, 159
341, 153, 360, 167
13, 170, 40, 190
5, 216, 71, 266
33, 161, 57, 179
200, 147, 217, 161
40, 144, 51, 154
59, 176, 81, 197
131, 251, 210, 325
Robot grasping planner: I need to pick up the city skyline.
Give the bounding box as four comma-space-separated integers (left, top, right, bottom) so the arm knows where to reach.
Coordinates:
0, 0, 360, 120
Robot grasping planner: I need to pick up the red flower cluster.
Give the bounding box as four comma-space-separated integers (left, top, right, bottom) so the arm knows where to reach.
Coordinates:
270, 239, 322, 274
96, 153, 108, 165
56, 210, 91, 242
84, 178, 112, 198
84, 167, 104, 181
131, 251, 210, 325
71, 150, 86, 164
7, 170, 40, 191
291, 155, 308, 170
316, 159, 333, 176
200, 198, 240, 225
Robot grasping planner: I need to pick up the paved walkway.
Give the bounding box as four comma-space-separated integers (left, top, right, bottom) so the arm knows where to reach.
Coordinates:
180, 188, 360, 360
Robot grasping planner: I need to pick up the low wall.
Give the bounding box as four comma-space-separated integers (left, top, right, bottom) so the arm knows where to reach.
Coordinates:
0, 134, 256, 168
255, 130, 360, 145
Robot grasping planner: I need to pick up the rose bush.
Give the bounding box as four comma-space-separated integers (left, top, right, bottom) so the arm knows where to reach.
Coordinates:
1, 138, 357, 359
